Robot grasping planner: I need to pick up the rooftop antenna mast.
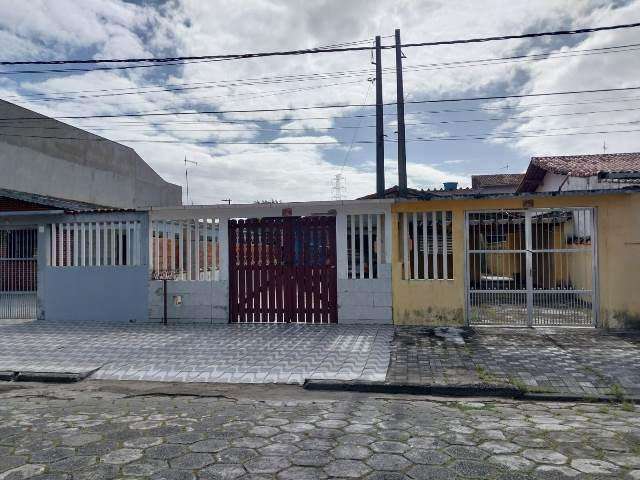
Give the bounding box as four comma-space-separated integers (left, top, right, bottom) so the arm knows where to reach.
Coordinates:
184, 156, 198, 205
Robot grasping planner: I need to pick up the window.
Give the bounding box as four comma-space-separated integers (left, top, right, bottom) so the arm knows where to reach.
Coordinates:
400, 211, 453, 280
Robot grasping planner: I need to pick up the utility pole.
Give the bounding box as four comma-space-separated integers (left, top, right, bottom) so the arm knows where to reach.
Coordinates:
184, 157, 198, 205
395, 28, 408, 197
375, 35, 385, 198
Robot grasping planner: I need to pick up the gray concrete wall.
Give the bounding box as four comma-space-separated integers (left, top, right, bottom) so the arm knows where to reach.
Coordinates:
337, 265, 393, 324
0, 100, 181, 208
42, 266, 149, 322
149, 280, 228, 324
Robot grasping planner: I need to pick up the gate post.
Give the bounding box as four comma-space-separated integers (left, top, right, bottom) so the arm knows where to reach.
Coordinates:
525, 209, 534, 327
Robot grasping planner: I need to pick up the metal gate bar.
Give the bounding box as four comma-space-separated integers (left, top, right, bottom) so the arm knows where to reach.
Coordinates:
465, 208, 596, 327
0, 227, 37, 319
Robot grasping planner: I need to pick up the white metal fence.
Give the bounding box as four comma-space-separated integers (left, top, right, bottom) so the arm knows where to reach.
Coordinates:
345, 214, 385, 279
400, 211, 454, 280
150, 218, 220, 281
50, 221, 142, 267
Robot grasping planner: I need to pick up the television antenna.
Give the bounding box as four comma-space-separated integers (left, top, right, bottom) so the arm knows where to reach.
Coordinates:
184, 157, 198, 205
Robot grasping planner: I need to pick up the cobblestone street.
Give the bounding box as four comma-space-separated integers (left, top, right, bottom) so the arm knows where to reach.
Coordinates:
1, 381, 639, 479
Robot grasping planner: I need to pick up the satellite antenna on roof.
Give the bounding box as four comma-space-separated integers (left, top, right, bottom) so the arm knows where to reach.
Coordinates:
184, 156, 198, 205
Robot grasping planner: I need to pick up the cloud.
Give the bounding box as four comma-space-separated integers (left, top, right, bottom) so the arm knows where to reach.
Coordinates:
1, 0, 638, 203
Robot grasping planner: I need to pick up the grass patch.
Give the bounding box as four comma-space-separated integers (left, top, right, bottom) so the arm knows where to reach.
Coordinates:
475, 365, 500, 384
507, 377, 554, 394
607, 383, 627, 403
621, 401, 635, 412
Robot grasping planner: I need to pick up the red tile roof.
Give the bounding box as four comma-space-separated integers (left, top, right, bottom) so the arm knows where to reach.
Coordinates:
530, 152, 640, 177
471, 174, 524, 189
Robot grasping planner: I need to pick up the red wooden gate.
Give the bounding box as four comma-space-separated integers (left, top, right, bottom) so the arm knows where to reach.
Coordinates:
229, 216, 337, 323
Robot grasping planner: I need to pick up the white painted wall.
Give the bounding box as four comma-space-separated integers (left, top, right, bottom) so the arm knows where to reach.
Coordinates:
148, 200, 394, 324
538, 172, 625, 192
149, 280, 228, 324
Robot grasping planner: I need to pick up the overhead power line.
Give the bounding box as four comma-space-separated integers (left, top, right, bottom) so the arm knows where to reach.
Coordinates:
2, 85, 640, 122
1, 125, 640, 145
1, 22, 638, 67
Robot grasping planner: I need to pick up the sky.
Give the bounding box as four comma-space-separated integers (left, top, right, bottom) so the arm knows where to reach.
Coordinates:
1, 0, 640, 204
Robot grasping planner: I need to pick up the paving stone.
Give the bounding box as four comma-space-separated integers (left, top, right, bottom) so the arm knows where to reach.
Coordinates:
146, 444, 190, 460
48, 456, 96, 472
124, 436, 164, 448
29, 448, 74, 464
101, 448, 143, 464
489, 454, 534, 471
371, 441, 408, 454
189, 439, 230, 453
245, 456, 291, 474
331, 444, 371, 460
324, 459, 371, 478
259, 443, 300, 456
443, 445, 488, 460
59, 433, 101, 447
403, 449, 450, 465
170, 453, 215, 469
276, 466, 328, 480
151, 468, 196, 480
570, 458, 620, 474
0, 464, 45, 480
450, 459, 501, 478
122, 459, 168, 476
522, 449, 568, 465
480, 441, 521, 454
0, 456, 26, 472
534, 465, 581, 479
290, 450, 331, 467
199, 463, 246, 479
367, 453, 411, 471
405, 465, 453, 480
216, 447, 258, 464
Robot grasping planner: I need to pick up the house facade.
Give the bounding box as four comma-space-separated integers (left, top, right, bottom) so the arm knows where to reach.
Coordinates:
2, 187, 639, 329
2, 149, 640, 329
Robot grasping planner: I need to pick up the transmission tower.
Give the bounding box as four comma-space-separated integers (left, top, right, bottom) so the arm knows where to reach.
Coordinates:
331, 173, 347, 200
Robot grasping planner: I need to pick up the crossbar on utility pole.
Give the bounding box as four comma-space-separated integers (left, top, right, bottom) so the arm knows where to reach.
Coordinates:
375, 35, 385, 198
395, 28, 408, 197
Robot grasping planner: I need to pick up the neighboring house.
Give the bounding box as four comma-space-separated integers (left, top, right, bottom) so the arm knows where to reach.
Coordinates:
517, 152, 640, 193
471, 173, 524, 193
0, 99, 182, 209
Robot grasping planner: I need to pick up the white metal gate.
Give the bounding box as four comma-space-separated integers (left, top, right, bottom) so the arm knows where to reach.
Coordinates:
0, 227, 37, 319
465, 208, 596, 327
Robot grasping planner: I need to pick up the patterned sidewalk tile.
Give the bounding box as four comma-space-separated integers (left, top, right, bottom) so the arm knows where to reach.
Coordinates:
387, 326, 640, 396
0, 322, 392, 384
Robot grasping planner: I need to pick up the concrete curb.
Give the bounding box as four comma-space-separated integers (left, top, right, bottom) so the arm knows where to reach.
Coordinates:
303, 380, 640, 403
303, 380, 521, 398
0, 369, 98, 383
0, 371, 17, 381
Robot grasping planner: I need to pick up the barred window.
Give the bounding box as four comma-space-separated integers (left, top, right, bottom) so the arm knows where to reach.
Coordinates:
400, 211, 453, 280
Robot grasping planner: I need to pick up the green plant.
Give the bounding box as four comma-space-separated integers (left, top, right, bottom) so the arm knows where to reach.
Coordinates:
607, 383, 626, 403
622, 401, 635, 412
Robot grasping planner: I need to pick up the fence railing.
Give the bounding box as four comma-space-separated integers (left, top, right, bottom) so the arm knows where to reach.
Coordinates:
345, 213, 385, 279
400, 211, 454, 280
50, 221, 142, 267
150, 218, 220, 281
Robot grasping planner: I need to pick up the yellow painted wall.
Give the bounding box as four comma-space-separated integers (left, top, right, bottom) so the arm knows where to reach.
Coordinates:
391, 192, 640, 329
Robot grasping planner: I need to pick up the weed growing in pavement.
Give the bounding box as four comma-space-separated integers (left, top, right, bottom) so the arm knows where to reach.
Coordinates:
607, 383, 627, 403
621, 401, 635, 412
